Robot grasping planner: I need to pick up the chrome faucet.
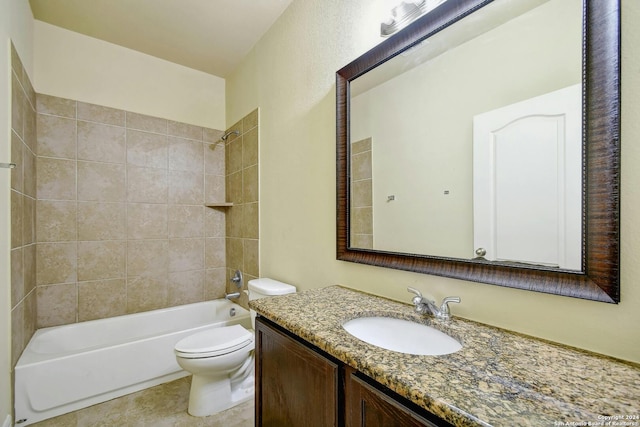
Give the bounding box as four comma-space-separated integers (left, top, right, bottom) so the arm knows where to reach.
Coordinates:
225, 292, 241, 300
407, 287, 460, 320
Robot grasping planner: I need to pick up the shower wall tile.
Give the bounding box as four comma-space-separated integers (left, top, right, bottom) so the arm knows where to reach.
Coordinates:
78, 101, 125, 126
10, 45, 38, 364
242, 127, 259, 168
127, 130, 168, 168
77, 240, 126, 281
37, 283, 78, 327
77, 161, 126, 202
205, 237, 226, 268
77, 121, 126, 163
168, 120, 203, 141
37, 93, 76, 118
37, 157, 76, 200
244, 239, 259, 278
26, 91, 228, 331
227, 135, 243, 174
36, 114, 76, 159
36, 200, 77, 242
168, 205, 205, 238
243, 202, 259, 240
78, 279, 127, 321
168, 170, 204, 205
77, 202, 126, 241
243, 109, 259, 131
243, 165, 258, 203
127, 166, 168, 203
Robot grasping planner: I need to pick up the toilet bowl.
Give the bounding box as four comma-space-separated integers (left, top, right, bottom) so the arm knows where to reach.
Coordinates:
174, 278, 296, 417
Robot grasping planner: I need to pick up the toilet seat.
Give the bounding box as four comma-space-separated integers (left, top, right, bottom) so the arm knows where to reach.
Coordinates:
175, 325, 253, 359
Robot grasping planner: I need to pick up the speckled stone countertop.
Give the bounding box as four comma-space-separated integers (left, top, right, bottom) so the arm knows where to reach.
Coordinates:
249, 285, 640, 427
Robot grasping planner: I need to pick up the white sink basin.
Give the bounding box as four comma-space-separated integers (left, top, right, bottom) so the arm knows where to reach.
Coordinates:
342, 316, 462, 356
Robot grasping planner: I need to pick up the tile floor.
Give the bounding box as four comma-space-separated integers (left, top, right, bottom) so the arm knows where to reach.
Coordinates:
28, 377, 254, 427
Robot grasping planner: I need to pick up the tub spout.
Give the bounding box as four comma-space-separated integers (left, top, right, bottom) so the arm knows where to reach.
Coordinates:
225, 292, 241, 300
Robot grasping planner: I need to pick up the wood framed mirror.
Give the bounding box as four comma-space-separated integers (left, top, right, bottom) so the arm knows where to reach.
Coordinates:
336, 0, 620, 303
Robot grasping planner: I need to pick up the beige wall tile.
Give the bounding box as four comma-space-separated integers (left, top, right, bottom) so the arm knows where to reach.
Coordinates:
352, 151, 372, 181
23, 145, 36, 198
11, 72, 24, 139
127, 275, 167, 313
169, 205, 204, 238
37, 94, 76, 118
37, 114, 76, 159
205, 207, 225, 238
11, 248, 24, 307
78, 279, 127, 321
168, 136, 204, 173
23, 291, 36, 346
168, 270, 204, 306
205, 268, 226, 299
243, 109, 259, 131
168, 120, 202, 140
226, 171, 242, 204
126, 112, 167, 134
205, 237, 225, 268
126, 130, 168, 169
77, 161, 126, 202
204, 128, 224, 144
127, 203, 168, 239
11, 190, 23, 249
168, 238, 204, 272
36, 242, 77, 286
351, 234, 373, 249
127, 239, 168, 277
23, 195, 35, 245
24, 105, 37, 155
168, 170, 203, 205
205, 142, 225, 175
243, 165, 258, 203
78, 102, 125, 126
11, 303, 24, 366
24, 244, 36, 295
205, 174, 225, 203
244, 239, 259, 277
351, 207, 373, 234
228, 120, 243, 137
351, 179, 372, 208
37, 283, 77, 327
352, 137, 372, 154
37, 157, 76, 201
78, 202, 126, 241
77, 240, 126, 281
243, 202, 259, 239
11, 131, 23, 192
10, 42, 23, 81
36, 200, 77, 242
226, 238, 243, 272
227, 137, 242, 174
127, 166, 168, 203
226, 204, 243, 238
242, 128, 258, 168
77, 121, 126, 164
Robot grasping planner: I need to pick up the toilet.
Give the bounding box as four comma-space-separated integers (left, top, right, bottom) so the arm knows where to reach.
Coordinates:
174, 278, 296, 417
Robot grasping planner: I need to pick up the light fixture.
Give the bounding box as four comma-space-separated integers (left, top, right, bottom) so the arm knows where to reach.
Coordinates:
380, 0, 447, 37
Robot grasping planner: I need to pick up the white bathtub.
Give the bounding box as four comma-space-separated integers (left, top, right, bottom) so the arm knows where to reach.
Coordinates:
14, 300, 251, 426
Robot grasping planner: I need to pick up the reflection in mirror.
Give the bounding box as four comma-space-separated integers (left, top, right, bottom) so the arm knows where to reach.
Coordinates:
337, 0, 621, 303
349, 0, 583, 269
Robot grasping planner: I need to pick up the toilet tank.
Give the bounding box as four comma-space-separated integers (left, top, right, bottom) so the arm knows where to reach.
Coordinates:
248, 278, 296, 300
248, 278, 296, 328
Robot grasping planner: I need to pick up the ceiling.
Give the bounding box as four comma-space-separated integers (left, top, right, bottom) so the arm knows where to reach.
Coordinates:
29, 0, 294, 78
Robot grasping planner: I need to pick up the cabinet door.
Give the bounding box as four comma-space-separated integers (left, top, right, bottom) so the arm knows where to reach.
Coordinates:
346, 370, 449, 427
255, 317, 340, 427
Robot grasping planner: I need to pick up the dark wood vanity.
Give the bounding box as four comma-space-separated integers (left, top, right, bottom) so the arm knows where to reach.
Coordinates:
255, 316, 452, 427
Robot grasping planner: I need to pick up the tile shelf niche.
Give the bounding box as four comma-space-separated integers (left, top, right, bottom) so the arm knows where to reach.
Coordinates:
205, 202, 234, 208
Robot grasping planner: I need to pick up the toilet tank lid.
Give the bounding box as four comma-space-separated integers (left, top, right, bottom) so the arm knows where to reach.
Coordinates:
248, 278, 296, 295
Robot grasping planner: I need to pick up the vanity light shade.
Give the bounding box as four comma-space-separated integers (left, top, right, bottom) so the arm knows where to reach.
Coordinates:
381, 0, 447, 37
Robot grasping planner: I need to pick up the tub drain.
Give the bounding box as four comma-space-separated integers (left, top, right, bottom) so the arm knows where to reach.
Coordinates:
229, 307, 236, 317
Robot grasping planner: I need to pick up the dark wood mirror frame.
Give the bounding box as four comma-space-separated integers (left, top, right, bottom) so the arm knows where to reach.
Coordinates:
336, 0, 620, 303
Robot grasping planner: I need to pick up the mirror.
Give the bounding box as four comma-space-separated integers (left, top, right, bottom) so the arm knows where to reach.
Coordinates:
336, 0, 620, 303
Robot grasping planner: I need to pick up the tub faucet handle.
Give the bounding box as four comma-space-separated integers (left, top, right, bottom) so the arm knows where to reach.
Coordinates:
231, 270, 243, 289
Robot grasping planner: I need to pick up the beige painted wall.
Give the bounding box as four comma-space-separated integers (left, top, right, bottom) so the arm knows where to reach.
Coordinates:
227, 0, 640, 363
33, 21, 226, 130
1, 0, 34, 422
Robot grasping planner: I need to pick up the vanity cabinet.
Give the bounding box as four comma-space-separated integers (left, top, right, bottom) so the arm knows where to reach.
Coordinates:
255, 317, 452, 427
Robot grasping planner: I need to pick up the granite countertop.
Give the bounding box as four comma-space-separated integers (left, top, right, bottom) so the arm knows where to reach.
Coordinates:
249, 285, 640, 427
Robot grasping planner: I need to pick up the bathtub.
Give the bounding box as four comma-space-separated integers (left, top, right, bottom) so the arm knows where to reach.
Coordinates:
14, 300, 251, 426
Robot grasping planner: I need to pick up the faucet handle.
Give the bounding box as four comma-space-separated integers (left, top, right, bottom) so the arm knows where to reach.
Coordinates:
407, 287, 424, 306
438, 296, 461, 320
